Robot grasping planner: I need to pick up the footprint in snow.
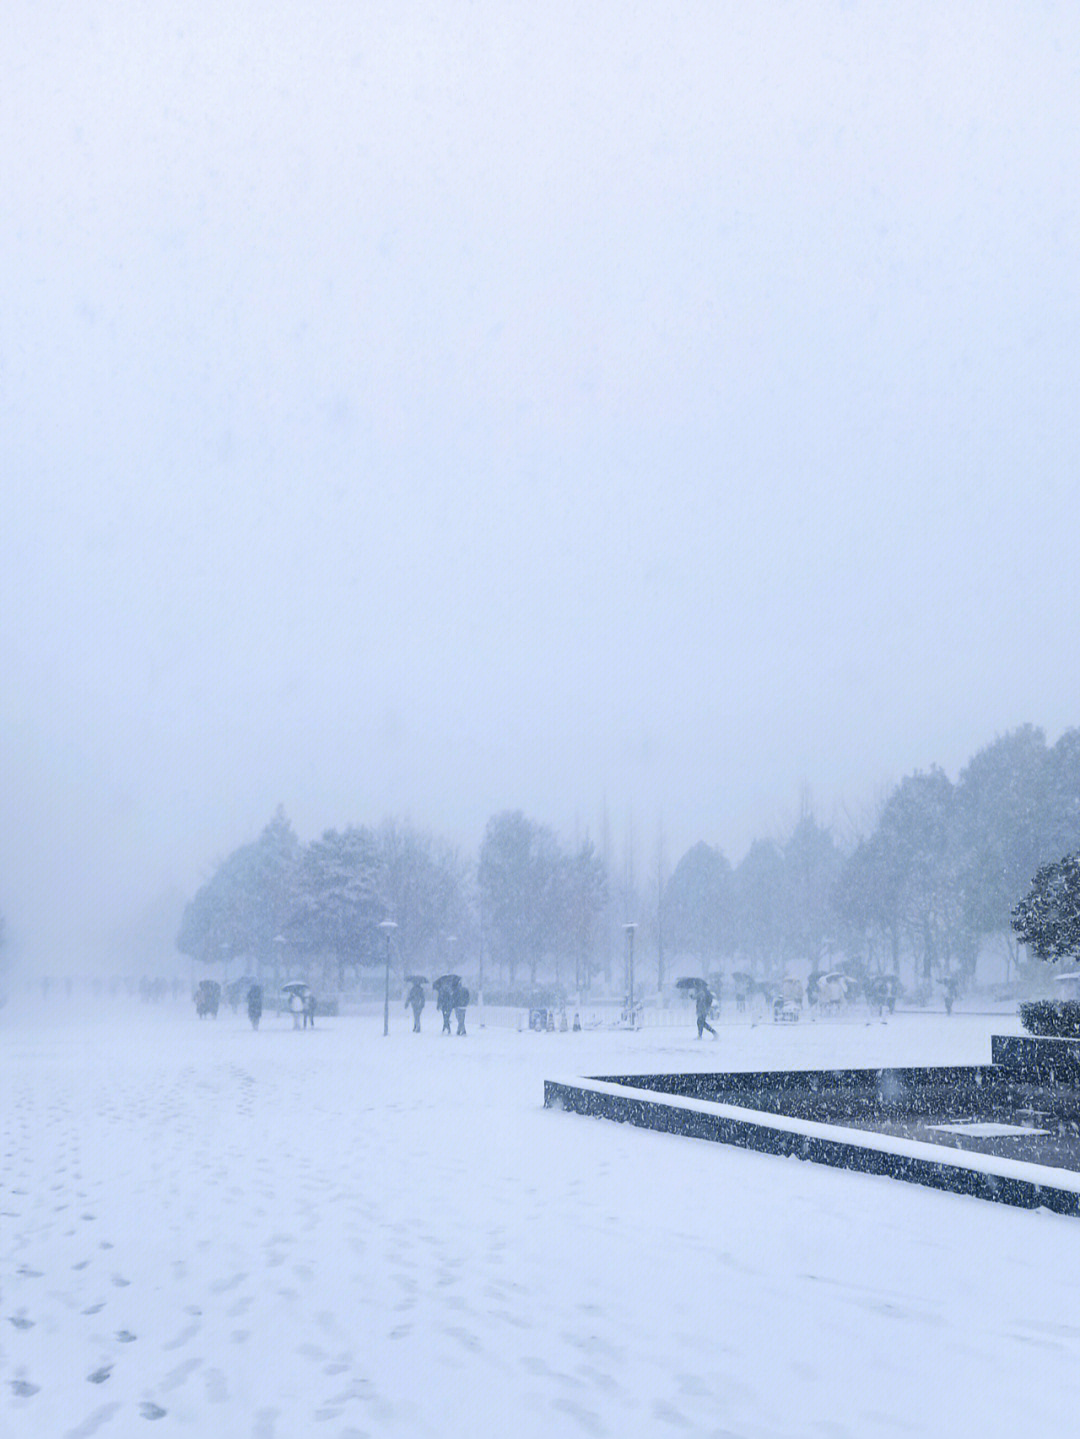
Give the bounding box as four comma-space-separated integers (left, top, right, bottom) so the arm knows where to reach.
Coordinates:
210, 1272, 247, 1294
204, 1367, 229, 1402
11, 1379, 40, 1397
9, 1314, 35, 1329
161, 1320, 201, 1350
140, 1402, 167, 1419
88, 1365, 113, 1384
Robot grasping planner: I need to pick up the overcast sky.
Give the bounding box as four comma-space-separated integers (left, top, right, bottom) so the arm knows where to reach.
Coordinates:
3, 2, 1079, 964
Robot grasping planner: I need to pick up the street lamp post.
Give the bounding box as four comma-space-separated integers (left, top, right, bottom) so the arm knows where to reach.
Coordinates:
623, 922, 638, 1027
378, 921, 398, 1037
477, 924, 485, 1029
478, 895, 486, 1029
272, 934, 287, 996
445, 933, 458, 999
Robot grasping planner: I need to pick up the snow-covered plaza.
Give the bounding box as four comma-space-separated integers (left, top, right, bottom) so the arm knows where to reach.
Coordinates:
5, 998, 1080, 1439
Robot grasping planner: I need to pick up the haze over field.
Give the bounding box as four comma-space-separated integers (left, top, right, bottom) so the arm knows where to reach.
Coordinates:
2, 3, 1078, 965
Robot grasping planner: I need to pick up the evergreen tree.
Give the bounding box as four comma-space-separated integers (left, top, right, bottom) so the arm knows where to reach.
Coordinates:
955, 726, 1054, 938
176, 807, 300, 977
664, 841, 731, 974
780, 811, 842, 970
478, 811, 561, 987
377, 820, 469, 977
289, 826, 382, 984
1012, 853, 1080, 964
731, 839, 784, 978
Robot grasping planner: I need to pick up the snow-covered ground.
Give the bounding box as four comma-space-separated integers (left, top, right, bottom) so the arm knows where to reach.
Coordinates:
4, 996, 1079, 1439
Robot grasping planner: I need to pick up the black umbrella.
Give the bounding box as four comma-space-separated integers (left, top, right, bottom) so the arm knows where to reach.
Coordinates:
434, 974, 461, 991
281, 980, 310, 995
405, 975, 428, 986
675, 976, 708, 990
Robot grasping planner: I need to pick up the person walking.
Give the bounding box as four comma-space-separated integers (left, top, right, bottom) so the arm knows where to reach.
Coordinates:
304, 991, 316, 1028
696, 986, 718, 1039
289, 990, 304, 1030
405, 981, 425, 1032
943, 974, 959, 1015
438, 986, 455, 1035
246, 984, 263, 1031
454, 984, 470, 1036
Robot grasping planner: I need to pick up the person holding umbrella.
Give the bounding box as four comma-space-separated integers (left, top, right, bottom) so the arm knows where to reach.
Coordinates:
405, 977, 426, 1032
246, 983, 263, 1031
434, 975, 459, 1035
677, 977, 717, 1039
282, 981, 308, 1031
454, 982, 469, 1036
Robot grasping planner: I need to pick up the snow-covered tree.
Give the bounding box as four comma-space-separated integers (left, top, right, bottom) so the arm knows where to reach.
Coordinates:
731, 839, 784, 977
478, 811, 562, 987
289, 826, 383, 983
663, 841, 731, 974
376, 820, 470, 977
176, 807, 301, 976
1012, 853, 1080, 964
832, 830, 903, 975
872, 768, 965, 983
780, 811, 842, 970
955, 726, 1055, 940
554, 838, 607, 993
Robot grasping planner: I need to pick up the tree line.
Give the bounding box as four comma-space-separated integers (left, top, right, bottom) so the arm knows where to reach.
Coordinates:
176, 807, 607, 997
177, 724, 1080, 996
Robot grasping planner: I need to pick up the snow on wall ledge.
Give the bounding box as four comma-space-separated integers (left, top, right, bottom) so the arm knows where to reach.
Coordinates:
543, 1066, 1080, 1218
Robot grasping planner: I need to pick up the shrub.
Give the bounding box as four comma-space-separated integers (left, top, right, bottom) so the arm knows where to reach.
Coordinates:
1018, 1000, 1080, 1039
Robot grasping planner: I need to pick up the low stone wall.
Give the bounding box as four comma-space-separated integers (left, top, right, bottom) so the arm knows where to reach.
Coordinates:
545, 1075, 1080, 1214
992, 1033, 1080, 1085
546, 1038, 1080, 1217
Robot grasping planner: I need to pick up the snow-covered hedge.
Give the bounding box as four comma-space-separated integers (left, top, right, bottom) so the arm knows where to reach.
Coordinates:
1018, 1000, 1080, 1038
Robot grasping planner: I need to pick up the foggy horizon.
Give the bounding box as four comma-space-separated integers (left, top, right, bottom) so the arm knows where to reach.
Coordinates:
3, 3, 1078, 967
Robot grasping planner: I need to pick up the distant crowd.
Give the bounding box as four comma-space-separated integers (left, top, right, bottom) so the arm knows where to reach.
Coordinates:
30, 974, 188, 1003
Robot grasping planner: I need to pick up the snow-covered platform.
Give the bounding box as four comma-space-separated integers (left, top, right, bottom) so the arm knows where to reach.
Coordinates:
11, 1000, 1080, 1437
546, 1036, 1080, 1216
